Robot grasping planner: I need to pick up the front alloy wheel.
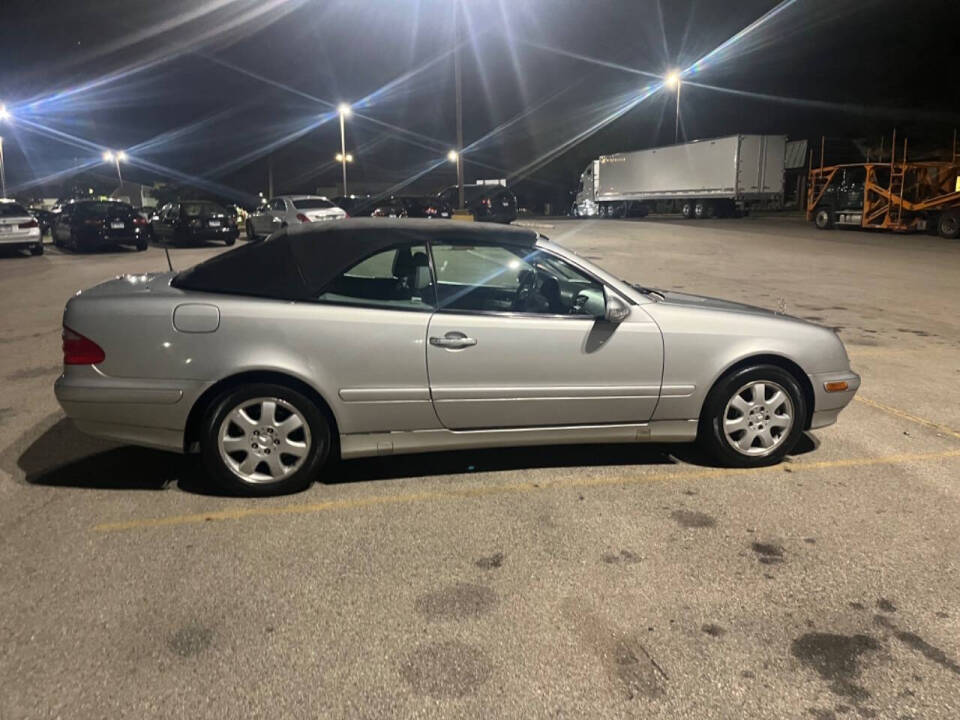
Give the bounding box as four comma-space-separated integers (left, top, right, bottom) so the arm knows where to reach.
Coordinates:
202, 383, 329, 495
699, 364, 806, 467
722, 380, 794, 457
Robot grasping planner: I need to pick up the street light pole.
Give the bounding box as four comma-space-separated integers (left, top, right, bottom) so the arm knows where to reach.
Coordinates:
454, 4, 464, 210
0, 136, 6, 199
338, 104, 351, 197
664, 71, 682, 144
674, 80, 682, 144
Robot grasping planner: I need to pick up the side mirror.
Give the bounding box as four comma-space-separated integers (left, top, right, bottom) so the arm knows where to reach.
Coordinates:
603, 289, 630, 323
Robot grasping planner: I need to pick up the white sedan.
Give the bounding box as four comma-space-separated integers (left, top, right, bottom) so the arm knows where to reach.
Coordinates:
246, 195, 346, 240
0, 200, 43, 255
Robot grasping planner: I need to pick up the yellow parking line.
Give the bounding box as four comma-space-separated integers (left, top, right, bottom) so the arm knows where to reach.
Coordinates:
855, 395, 960, 440
92, 448, 960, 533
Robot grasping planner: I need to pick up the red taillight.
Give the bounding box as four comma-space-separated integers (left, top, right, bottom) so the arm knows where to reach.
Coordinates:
19, 219, 39, 229
296, 213, 310, 223
62, 326, 105, 365
132, 216, 147, 226
481, 198, 491, 207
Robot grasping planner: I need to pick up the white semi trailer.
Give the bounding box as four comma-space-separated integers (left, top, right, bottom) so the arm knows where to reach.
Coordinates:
574, 134, 786, 219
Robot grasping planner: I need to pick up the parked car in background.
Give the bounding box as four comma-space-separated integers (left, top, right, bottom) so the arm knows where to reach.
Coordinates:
51, 199, 147, 252
246, 195, 346, 240
369, 196, 436, 218
0, 200, 44, 255
333, 194, 373, 216
28, 207, 56, 236
152, 201, 238, 246
437, 184, 518, 223
55, 218, 859, 496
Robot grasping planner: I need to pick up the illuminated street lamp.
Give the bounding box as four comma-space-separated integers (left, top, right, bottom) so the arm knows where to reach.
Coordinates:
337, 103, 351, 196
103, 149, 126, 185
0, 104, 10, 198
447, 150, 462, 198
664, 70, 682, 144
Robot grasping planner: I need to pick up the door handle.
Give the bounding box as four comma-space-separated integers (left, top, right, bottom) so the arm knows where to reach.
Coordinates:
430, 334, 477, 349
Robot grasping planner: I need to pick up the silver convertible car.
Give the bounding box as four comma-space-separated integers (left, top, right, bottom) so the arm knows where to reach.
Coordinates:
55, 219, 859, 495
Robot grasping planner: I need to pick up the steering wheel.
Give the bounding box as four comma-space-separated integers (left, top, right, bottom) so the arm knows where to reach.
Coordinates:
513, 269, 538, 311
571, 292, 589, 315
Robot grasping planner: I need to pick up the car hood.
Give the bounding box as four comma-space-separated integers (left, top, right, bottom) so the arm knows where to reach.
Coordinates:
652, 289, 789, 320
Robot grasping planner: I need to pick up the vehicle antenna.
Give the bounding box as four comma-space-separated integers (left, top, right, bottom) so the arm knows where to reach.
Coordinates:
163, 244, 173, 272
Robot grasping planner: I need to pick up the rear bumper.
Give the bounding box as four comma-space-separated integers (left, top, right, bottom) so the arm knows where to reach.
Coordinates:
808, 370, 861, 429
54, 368, 209, 453
183, 227, 238, 242
0, 229, 41, 245
76, 228, 141, 247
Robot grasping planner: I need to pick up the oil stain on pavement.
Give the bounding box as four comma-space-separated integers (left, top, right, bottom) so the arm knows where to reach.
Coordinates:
670, 509, 716, 528
562, 599, 667, 701
751, 542, 785, 565
169, 625, 213, 658
414, 583, 498, 621
791, 632, 880, 701
399, 640, 492, 699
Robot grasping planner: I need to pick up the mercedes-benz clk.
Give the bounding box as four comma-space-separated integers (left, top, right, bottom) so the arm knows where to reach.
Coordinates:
55, 219, 859, 495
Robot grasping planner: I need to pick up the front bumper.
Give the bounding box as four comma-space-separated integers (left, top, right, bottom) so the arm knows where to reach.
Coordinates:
808, 370, 861, 429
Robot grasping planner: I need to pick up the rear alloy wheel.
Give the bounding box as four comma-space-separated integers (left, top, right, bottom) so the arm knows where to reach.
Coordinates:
814, 207, 833, 230
30, 243, 44, 256
201, 383, 330, 496
937, 212, 960, 239
698, 364, 806, 468
681, 201, 694, 219
694, 200, 714, 219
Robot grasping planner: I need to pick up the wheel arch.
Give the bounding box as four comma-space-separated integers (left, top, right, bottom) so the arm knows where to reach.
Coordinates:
183, 369, 341, 455
703, 353, 815, 430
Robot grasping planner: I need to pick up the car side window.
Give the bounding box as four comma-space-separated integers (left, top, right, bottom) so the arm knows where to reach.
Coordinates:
315, 244, 434, 311
431, 243, 605, 316
270, 199, 285, 212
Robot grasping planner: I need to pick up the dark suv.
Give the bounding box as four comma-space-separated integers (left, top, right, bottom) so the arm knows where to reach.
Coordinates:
51, 200, 148, 252
151, 201, 238, 246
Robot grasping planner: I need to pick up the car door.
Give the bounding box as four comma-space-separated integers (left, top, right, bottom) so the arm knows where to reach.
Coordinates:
301, 240, 439, 433
425, 240, 664, 429
53, 206, 70, 243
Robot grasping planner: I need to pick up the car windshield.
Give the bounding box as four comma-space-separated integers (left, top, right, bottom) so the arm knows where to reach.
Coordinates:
0, 203, 29, 217
75, 202, 133, 217
182, 202, 227, 216
292, 198, 335, 210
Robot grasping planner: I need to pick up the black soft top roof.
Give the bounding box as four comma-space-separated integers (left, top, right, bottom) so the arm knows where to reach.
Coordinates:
171, 218, 538, 300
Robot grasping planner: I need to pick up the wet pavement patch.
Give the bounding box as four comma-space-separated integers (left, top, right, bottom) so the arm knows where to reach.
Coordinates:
670, 509, 716, 528
399, 640, 492, 698
602, 549, 641, 564
414, 583, 498, 621
701, 623, 726, 637
169, 625, 213, 657
752, 542, 785, 564
474, 552, 504, 570
791, 632, 880, 700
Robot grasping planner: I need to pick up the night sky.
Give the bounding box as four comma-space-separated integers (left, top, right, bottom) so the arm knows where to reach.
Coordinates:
1, 0, 957, 205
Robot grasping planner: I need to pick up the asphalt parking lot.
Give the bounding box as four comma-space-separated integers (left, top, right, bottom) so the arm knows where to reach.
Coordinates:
1, 216, 958, 719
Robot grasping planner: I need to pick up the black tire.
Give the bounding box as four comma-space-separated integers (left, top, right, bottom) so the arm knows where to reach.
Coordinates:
136, 238, 148, 251
681, 201, 694, 219
694, 200, 714, 219
224, 234, 237, 246
937, 212, 960, 239
697, 364, 807, 468
30, 243, 44, 256
201, 382, 331, 496
814, 207, 833, 230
